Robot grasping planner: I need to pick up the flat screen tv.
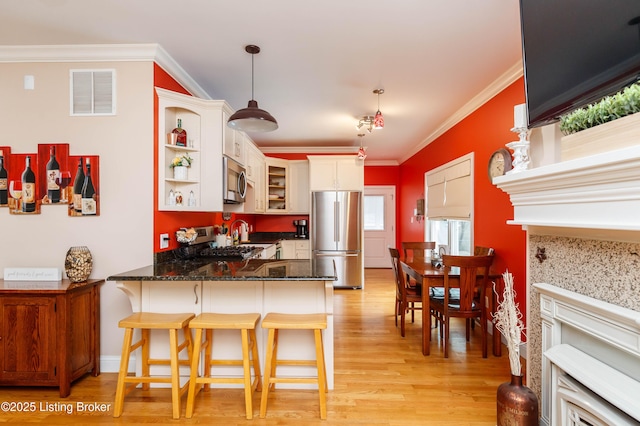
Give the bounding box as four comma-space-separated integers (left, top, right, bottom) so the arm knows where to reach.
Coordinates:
520, 0, 640, 128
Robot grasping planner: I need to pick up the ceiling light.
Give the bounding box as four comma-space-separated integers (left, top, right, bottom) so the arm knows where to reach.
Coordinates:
357, 133, 367, 160
373, 89, 384, 129
356, 115, 375, 133
227, 45, 278, 132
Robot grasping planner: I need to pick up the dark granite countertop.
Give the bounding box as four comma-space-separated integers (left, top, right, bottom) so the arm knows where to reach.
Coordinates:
107, 259, 336, 282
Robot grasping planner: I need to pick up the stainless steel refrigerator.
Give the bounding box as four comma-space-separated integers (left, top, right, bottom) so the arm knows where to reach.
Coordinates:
311, 191, 363, 289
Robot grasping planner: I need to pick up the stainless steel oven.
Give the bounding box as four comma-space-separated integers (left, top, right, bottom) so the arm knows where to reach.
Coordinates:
223, 156, 247, 204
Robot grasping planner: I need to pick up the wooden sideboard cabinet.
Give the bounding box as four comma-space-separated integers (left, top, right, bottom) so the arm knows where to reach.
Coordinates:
0, 279, 102, 397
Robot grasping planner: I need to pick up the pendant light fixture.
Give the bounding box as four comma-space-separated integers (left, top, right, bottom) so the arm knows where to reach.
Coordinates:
373, 89, 385, 129
227, 45, 278, 132
357, 133, 367, 160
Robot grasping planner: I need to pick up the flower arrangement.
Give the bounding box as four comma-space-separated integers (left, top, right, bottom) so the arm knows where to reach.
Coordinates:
559, 83, 640, 135
170, 153, 193, 168
493, 270, 525, 376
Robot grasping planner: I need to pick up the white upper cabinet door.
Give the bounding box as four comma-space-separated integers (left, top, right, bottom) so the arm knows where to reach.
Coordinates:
222, 116, 246, 166
308, 155, 364, 191
288, 160, 310, 214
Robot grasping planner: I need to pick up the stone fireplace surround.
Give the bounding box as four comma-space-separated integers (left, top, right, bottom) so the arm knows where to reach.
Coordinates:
495, 144, 640, 425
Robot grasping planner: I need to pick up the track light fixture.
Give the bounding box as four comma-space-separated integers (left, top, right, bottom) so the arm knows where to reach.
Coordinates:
356, 88, 385, 132
227, 45, 278, 132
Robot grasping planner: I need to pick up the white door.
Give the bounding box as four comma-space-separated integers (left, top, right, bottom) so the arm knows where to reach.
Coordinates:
363, 186, 396, 268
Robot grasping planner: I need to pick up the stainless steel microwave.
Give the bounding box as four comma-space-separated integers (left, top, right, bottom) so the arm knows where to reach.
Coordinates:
223, 156, 247, 204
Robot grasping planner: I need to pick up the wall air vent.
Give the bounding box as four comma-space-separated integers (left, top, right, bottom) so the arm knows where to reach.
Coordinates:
70, 69, 116, 116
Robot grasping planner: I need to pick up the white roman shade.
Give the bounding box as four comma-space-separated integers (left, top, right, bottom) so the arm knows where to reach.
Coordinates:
70, 69, 115, 115
425, 154, 472, 219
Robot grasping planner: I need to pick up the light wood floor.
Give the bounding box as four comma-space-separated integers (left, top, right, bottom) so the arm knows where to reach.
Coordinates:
1, 268, 514, 425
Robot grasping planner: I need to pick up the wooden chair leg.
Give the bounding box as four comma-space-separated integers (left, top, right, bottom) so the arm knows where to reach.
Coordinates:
400, 301, 406, 337
314, 329, 327, 420
260, 328, 276, 418
185, 328, 203, 419
249, 329, 262, 392
443, 318, 450, 358
203, 329, 213, 391
168, 329, 181, 420
240, 329, 253, 419
113, 327, 133, 418
141, 329, 150, 391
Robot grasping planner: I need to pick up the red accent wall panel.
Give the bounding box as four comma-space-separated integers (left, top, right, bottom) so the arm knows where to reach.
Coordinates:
399, 78, 528, 327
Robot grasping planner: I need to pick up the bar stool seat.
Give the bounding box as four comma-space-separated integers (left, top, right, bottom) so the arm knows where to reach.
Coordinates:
113, 312, 195, 419
185, 313, 262, 419
259, 312, 328, 420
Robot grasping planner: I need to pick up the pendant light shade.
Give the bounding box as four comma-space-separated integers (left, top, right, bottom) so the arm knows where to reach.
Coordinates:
227, 45, 278, 132
373, 89, 384, 129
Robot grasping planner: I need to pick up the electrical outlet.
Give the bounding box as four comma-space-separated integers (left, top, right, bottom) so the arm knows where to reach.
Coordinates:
160, 233, 169, 249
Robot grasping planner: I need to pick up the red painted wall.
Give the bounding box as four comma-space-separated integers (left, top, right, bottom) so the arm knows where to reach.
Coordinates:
153, 65, 225, 252
400, 78, 528, 325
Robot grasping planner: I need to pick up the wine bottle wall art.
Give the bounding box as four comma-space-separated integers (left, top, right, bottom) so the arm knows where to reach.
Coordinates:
0, 143, 100, 216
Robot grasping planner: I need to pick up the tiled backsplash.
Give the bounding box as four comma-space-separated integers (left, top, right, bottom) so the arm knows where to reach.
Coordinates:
527, 234, 640, 402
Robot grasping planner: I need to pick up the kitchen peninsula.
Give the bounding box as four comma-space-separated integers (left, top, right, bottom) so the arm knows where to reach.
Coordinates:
107, 258, 337, 389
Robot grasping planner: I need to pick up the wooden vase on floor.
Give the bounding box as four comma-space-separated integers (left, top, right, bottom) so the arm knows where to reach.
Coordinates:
497, 374, 539, 425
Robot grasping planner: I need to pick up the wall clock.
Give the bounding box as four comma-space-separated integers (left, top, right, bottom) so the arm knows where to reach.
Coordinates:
487, 148, 512, 181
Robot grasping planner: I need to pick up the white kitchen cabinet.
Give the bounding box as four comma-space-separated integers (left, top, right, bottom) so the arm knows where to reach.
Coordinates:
245, 141, 265, 213
279, 240, 295, 259
295, 240, 310, 259
115, 277, 334, 390
140, 280, 201, 378
288, 160, 310, 214
308, 155, 364, 191
265, 157, 289, 213
157, 88, 229, 212
223, 120, 246, 166
280, 240, 310, 259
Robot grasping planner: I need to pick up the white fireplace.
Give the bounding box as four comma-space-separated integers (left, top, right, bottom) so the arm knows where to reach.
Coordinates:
535, 283, 640, 425
495, 137, 640, 425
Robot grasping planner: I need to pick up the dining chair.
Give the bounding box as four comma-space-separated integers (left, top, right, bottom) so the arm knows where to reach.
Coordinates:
429, 254, 494, 358
401, 241, 436, 261
389, 247, 421, 337
474, 246, 495, 256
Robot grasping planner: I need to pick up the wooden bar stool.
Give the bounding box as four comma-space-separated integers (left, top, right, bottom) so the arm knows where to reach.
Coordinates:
113, 312, 195, 419
185, 313, 262, 419
259, 313, 328, 420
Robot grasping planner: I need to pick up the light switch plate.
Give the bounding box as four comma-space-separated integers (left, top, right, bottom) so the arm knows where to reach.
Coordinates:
160, 233, 169, 249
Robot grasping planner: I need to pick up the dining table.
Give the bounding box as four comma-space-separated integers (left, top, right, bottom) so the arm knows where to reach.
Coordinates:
400, 259, 503, 356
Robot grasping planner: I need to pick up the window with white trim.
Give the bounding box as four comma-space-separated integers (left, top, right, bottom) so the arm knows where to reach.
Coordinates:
425, 153, 474, 255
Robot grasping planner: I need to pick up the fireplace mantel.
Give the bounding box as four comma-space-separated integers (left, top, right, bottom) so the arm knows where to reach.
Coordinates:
494, 145, 640, 237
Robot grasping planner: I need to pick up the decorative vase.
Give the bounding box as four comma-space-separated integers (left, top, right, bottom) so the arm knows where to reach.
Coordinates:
64, 246, 93, 283
560, 111, 640, 161
497, 374, 539, 426
173, 165, 188, 180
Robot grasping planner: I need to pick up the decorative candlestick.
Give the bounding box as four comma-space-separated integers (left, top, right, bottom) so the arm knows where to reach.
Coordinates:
506, 104, 531, 174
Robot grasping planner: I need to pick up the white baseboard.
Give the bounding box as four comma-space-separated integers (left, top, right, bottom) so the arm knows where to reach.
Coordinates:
100, 356, 135, 373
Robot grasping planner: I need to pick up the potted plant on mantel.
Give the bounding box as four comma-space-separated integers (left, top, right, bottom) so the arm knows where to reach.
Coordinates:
559, 83, 640, 161
493, 271, 539, 425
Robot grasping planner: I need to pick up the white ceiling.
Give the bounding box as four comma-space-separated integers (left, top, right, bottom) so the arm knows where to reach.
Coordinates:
0, 1, 523, 163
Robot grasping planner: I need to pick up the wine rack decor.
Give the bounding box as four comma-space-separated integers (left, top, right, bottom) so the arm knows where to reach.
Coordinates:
0, 143, 100, 216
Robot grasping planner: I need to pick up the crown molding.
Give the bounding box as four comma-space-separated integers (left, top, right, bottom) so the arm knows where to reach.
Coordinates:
400, 61, 523, 164
260, 145, 358, 154
0, 43, 210, 100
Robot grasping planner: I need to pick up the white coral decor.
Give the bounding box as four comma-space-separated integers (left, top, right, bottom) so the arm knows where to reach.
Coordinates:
493, 271, 525, 376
